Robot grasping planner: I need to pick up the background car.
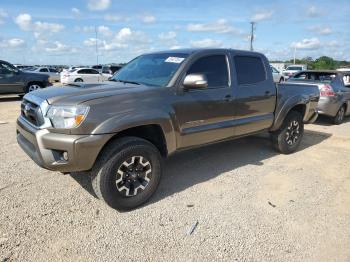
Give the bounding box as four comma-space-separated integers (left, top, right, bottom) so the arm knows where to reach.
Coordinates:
270, 65, 285, 83
26, 67, 60, 82
101, 65, 123, 75
0, 60, 51, 95
60, 68, 111, 84
282, 64, 307, 79
288, 70, 350, 124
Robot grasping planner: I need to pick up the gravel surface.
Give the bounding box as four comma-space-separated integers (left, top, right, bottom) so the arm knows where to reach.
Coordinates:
0, 95, 350, 261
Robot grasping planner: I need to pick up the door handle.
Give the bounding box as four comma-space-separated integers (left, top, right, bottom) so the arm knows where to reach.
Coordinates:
223, 95, 233, 102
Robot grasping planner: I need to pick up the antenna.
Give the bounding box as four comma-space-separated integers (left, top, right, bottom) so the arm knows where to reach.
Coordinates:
250, 22, 256, 51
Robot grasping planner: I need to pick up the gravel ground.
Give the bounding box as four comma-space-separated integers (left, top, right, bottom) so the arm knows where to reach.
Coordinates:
0, 95, 349, 261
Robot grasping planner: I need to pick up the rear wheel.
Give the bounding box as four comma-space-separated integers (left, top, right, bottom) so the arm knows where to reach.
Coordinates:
271, 111, 304, 154
333, 105, 346, 125
74, 78, 83, 82
91, 137, 162, 211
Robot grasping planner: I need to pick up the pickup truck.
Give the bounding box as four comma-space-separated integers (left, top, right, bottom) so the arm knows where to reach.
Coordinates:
0, 60, 52, 95
16, 49, 319, 211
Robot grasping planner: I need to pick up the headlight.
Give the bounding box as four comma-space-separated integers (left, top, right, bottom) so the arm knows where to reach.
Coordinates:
46, 105, 89, 128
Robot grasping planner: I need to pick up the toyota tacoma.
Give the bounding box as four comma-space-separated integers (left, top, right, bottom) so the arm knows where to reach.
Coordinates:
16, 49, 319, 210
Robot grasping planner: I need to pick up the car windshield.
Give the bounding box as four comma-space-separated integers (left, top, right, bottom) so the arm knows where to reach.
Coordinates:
110, 53, 188, 87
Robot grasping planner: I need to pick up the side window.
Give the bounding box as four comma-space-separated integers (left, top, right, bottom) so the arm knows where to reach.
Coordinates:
187, 55, 229, 87
234, 56, 266, 85
0, 63, 12, 75
90, 69, 99, 74
39, 68, 48, 72
49, 68, 58, 73
0, 63, 17, 75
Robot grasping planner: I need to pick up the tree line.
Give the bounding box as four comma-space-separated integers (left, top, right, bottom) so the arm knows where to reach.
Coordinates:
271, 56, 350, 70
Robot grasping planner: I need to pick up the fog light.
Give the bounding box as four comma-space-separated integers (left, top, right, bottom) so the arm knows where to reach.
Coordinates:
62, 151, 68, 161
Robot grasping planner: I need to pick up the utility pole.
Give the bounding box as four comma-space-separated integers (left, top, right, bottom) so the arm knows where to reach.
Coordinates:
95, 26, 99, 65
250, 22, 256, 51
293, 46, 296, 64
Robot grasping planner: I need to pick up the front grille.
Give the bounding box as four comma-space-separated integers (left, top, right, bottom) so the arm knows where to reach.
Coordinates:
21, 99, 45, 127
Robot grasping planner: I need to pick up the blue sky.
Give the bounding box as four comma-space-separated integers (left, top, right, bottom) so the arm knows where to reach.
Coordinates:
0, 0, 349, 65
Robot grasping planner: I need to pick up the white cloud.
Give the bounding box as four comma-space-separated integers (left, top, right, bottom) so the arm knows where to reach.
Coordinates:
44, 41, 75, 53
14, 13, 32, 31
104, 14, 129, 22
71, 7, 81, 18
87, 0, 111, 11
190, 38, 222, 48
308, 25, 332, 35
84, 27, 149, 51
326, 40, 339, 47
170, 45, 182, 50
291, 38, 321, 50
14, 13, 64, 34
251, 10, 274, 22
97, 25, 113, 37
187, 19, 241, 34
0, 8, 8, 24
307, 6, 322, 17
158, 31, 177, 40
141, 15, 156, 24
0, 38, 25, 48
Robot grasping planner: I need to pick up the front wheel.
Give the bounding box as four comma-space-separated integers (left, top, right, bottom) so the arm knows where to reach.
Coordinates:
91, 137, 162, 211
333, 105, 346, 125
271, 111, 304, 154
26, 83, 42, 93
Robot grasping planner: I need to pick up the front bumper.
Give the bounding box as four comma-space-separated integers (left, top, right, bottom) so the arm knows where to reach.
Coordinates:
16, 116, 113, 173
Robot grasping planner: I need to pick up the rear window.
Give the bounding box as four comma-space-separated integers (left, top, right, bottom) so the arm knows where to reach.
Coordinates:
234, 56, 266, 85
287, 66, 302, 71
291, 72, 337, 83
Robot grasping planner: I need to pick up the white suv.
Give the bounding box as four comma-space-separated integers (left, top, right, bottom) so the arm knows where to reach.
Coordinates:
282, 65, 307, 79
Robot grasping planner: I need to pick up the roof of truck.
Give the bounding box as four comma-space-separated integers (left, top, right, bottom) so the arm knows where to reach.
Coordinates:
146, 48, 264, 56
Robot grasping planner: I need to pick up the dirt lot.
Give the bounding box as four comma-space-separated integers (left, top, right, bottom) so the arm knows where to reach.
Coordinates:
0, 95, 349, 261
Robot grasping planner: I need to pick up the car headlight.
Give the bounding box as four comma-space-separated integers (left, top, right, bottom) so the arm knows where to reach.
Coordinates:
46, 105, 89, 128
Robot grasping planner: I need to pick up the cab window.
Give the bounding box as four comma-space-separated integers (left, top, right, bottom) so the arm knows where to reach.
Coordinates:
187, 55, 229, 88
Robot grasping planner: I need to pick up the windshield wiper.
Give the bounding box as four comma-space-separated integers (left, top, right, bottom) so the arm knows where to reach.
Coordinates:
114, 79, 141, 85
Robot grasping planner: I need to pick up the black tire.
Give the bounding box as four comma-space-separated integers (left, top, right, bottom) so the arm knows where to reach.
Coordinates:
271, 111, 304, 154
333, 105, 346, 125
91, 137, 162, 211
74, 78, 83, 82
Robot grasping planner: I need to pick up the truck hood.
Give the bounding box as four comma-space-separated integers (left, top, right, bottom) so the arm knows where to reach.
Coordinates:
30, 82, 152, 105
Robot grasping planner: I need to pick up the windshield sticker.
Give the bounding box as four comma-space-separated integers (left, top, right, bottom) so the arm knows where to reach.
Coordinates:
165, 57, 185, 63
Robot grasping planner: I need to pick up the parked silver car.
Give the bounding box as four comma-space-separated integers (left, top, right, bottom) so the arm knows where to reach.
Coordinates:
26, 67, 60, 82
270, 65, 285, 83
288, 70, 350, 124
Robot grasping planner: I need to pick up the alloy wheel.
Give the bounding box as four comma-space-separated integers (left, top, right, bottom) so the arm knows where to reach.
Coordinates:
115, 156, 152, 197
285, 120, 300, 146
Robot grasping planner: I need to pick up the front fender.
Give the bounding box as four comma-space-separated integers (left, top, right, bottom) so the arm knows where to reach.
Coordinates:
92, 109, 177, 155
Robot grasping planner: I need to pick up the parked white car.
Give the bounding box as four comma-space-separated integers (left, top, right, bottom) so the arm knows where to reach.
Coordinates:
26, 67, 60, 82
60, 68, 111, 84
282, 64, 307, 79
270, 66, 285, 83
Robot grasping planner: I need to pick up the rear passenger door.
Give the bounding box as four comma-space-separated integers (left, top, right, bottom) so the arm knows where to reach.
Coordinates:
231, 54, 276, 136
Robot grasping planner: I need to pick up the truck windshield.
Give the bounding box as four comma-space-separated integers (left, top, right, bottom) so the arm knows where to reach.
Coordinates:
110, 53, 188, 87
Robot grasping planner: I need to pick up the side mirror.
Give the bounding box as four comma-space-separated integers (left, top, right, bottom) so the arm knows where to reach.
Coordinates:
183, 73, 208, 89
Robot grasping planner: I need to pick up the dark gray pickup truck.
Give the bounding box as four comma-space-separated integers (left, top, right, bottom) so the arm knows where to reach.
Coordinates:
16, 49, 319, 210
0, 60, 51, 95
